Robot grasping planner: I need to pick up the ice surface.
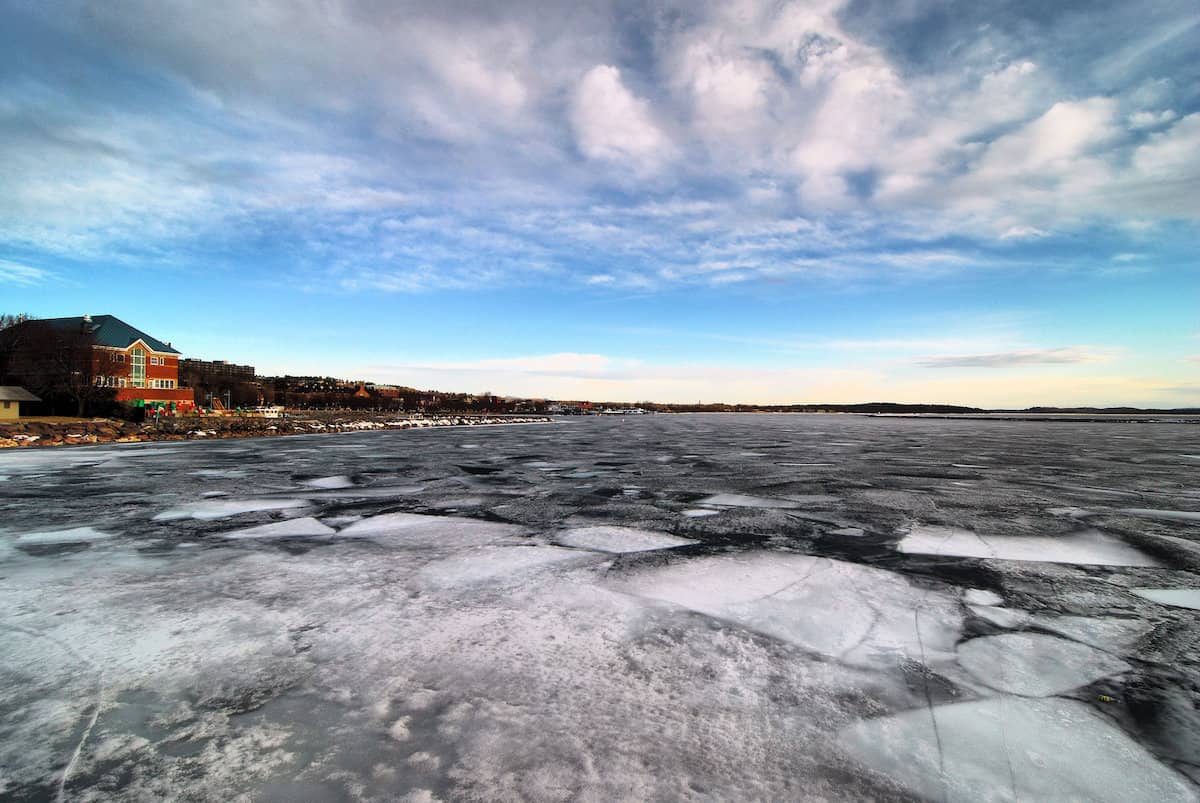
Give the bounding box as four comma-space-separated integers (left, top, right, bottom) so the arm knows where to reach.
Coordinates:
2, 414, 1198, 801
957, 633, 1131, 696
964, 589, 1004, 606
681, 508, 719, 517
304, 475, 355, 489
1132, 588, 1200, 610
220, 517, 336, 539
15, 526, 117, 544
609, 552, 962, 667
840, 697, 1197, 802
828, 527, 866, 537
698, 492, 838, 509
153, 498, 310, 521
556, 525, 697, 553
898, 524, 1160, 566
1121, 508, 1200, 522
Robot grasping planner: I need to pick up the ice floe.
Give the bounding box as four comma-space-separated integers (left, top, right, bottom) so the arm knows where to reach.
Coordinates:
153, 498, 310, 521
1131, 588, 1200, 611
898, 524, 1160, 566
557, 526, 697, 553
16, 526, 117, 544
840, 697, 1196, 802
220, 517, 336, 539
957, 633, 1131, 696
609, 552, 962, 667
681, 508, 719, 517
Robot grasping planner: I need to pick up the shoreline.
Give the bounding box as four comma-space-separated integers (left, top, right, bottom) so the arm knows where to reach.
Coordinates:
0, 413, 555, 449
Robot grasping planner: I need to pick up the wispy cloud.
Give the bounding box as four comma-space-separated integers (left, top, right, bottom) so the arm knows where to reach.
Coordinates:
918, 346, 1120, 368
0, 259, 53, 286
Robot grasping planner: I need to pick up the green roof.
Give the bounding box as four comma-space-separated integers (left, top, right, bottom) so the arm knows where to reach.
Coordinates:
35, 315, 180, 354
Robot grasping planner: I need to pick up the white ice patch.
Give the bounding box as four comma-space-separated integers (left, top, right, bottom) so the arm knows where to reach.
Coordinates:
840, 697, 1196, 803
220, 517, 336, 540
305, 475, 355, 489
957, 633, 1131, 696
153, 498, 310, 521
16, 526, 117, 545
828, 527, 866, 537
698, 493, 837, 509
898, 525, 1160, 567
1131, 588, 1200, 611
337, 512, 524, 549
968, 605, 1027, 629
1121, 508, 1200, 522
609, 552, 962, 668
417, 545, 588, 588
557, 526, 697, 554
963, 589, 1004, 606
681, 508, 719, 518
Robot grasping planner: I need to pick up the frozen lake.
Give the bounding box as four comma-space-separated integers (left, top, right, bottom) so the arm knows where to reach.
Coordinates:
1, 414, 1198, 801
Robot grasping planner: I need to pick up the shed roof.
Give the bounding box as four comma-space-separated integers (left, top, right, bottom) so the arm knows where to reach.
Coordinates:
0, 386, 41, 402
33, 315, 180, 354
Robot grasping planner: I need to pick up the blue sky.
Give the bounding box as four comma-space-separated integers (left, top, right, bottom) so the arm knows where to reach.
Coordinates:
1, 0, 1197, 406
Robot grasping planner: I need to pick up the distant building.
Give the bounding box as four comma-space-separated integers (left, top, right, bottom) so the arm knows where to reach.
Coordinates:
0, 386, 40, 420
179, 359, 256, 380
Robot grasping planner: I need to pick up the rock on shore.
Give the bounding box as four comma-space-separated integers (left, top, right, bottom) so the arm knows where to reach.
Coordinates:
0, 414, 552, 448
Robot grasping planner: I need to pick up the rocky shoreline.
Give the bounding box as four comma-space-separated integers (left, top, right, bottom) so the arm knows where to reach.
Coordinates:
0, 413, 554, 449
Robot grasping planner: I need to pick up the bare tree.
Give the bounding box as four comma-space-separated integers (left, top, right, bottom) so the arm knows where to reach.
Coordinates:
1, 318, 118, 416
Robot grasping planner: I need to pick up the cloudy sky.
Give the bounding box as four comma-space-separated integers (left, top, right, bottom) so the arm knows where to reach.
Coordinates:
2, 0, 1197, 406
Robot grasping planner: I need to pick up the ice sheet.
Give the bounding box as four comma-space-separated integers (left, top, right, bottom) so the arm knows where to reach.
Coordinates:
609, 552, 962, 667
417, 545, 590, 587
1132, 588, 1200, 610
963, 589, 1004, 606
898, 524, 1160, 566
840, 697, 1197, 802
556, 526, 697, 553
957, 633, 1131, 696
153, 498, 310, 521
220, 517, 336, 539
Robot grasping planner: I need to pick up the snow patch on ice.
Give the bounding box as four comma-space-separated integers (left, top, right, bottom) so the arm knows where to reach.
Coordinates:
220, 517, 336, 540
840, 697, 1196, 802
828, 527, 866, 537
681, 508, 719, 518
16, 526, 117, 545
898, 524, 1160, 567
153, 498, 310, 521
557, 526, 697, 553
1131, 588, 1200, 611
609, 552, 962, 668
957, 632, 1131, 696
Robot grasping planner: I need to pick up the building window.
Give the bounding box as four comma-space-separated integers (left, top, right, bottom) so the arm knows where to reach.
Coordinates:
119, 378, 127, 388
150, 356, 163, 366
131, 348, 146, 388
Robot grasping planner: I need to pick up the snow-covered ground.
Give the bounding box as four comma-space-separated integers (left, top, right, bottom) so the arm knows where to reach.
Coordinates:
1, 414, 1198, 801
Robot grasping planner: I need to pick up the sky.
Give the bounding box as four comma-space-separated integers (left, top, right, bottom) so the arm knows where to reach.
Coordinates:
1, 0, 1197, 407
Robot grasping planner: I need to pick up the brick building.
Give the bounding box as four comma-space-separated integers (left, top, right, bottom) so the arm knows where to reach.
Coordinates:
33, 315, 195, 410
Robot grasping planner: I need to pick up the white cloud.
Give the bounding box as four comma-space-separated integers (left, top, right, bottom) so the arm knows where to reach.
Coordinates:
571, 65, 674, 171
0, 259, 53, 286
918, 346, 1120, 368
1128, 109, 1178, 130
